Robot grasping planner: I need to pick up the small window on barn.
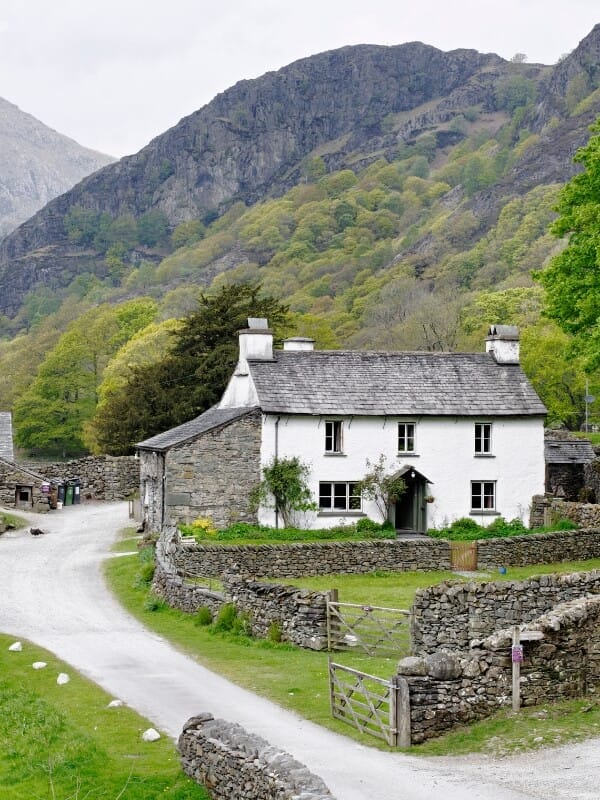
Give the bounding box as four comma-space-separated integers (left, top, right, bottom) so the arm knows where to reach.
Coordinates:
324, 420, 343, 454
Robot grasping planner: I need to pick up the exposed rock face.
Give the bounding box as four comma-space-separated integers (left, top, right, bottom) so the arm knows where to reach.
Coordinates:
0, 26, 599, 317
0, 43, 506, 315
0, 97, 114, 240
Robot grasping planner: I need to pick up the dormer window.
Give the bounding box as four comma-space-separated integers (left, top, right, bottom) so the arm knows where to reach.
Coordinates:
325, 420, 343, 454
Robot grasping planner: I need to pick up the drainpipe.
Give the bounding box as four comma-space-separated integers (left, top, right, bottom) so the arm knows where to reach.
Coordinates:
274, 416, 280, 529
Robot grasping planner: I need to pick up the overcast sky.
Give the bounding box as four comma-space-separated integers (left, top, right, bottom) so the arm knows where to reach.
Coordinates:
0, 1, 598, 158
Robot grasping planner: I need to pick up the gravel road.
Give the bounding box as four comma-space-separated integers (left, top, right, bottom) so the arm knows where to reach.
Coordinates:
1, 502, 598, 799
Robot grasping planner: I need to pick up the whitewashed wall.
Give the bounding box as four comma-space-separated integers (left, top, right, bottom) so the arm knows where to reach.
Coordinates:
258, 414, 545, 530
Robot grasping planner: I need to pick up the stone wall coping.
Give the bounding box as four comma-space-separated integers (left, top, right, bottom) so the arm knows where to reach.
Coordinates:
179, 713, 335, 799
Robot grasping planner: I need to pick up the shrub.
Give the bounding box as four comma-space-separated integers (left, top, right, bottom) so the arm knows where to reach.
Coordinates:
194, 606, 213, 626
134, 544, 156, 587
485, 517, 529, 537
211, 603, 253, 637
250, 456, 317, 527
268, 621, 283, 643
143, 596, 166, 612
212, 603, 238, 632
179, 516, 218, 541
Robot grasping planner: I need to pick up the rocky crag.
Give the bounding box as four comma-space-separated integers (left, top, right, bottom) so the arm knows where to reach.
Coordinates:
0, 97, 114, 241
0, 25, 599, 317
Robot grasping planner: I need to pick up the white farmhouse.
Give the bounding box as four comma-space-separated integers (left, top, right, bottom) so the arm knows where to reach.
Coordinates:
137, 320, 546, 533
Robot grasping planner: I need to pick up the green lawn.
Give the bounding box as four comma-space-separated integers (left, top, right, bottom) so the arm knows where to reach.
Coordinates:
283, 558, 600, 606
0, 634, 208, 800
104, 532, 600, 756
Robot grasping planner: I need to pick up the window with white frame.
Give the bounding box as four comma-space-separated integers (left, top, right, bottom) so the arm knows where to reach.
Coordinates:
398, 422, 416, 453
319, 481, 361, 511
471, 481, 496, 511
324, 420, 343, 453
474, 422, 492, 454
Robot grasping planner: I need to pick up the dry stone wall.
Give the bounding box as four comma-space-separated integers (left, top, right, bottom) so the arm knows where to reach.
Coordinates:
412, 569, 600, 654
152, 563, 225, 617
179, 713, 335, 800
173, 538, 451, 578
399, 594, 600, 743
153, 537, 331, 649
23, 455, 138, 500
477, 527, 600, 568
224, 571, 330, 650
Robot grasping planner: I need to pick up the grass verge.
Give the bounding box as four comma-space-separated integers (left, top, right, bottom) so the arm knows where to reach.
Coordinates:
0, 511, 28, 531
0, 634, 208, 799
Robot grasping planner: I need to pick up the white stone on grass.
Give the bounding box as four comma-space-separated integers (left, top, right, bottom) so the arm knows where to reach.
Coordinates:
142, 727, 161, 742
8, 641, 22, 651
57, 672, 70, 685
32, 661, 47, 669
107, 699, 124, 708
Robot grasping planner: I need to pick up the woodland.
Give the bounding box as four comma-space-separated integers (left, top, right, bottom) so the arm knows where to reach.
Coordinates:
1, 39, 600, 456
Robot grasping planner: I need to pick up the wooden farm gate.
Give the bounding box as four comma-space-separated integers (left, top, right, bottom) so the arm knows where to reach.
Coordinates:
326, 598, 411, 657
328, 661, 411, 747
450, 540, 478, 571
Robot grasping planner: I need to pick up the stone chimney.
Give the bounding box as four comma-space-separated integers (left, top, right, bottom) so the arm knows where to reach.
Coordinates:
236, 318, 273, 375
219, 318, 272, 408
283, 336, 315, 352
486, 324, 520, 364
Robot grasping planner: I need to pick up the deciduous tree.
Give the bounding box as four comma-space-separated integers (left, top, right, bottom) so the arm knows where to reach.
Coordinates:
537, 119, 600, 368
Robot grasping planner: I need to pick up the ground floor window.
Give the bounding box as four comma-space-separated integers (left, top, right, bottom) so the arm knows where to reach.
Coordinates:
471, 480, 496, 511
319, 481, 361, 511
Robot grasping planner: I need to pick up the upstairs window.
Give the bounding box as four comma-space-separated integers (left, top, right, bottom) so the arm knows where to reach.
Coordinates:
398, 422, 416, 453
319, 482, 361, 511
474, 423, 492, 454
471, 481, 496, 511
325, 420, 343, 453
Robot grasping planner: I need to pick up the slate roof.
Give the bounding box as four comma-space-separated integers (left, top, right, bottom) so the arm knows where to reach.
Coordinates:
545, 438, 596, 464
136, 406, 257, 451
0, 412, 14, 462
248, 350, 547, 416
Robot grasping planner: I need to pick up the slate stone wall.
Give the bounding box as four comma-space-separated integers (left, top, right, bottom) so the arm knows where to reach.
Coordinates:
546, 462, 588, 501
24, 455, 138, 500
163, 410, 261, 529
173, 537, 451, 578
584, 460, 600, 503
477, 526, 600, 568
399, 595, 600, 743
179, 713, 335, 800
153, 536, 331, 649
412, 569, 600, 654
223, 571, 331, 650
152, 562, 225, 617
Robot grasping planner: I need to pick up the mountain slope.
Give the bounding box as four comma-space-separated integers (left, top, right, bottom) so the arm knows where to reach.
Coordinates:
0, 42, 511, 315
0, 26, 599, 323
0, 97, 114, 239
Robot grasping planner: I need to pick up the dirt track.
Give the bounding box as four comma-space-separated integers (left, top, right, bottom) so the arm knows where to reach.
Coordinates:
1, 502, 598, 799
